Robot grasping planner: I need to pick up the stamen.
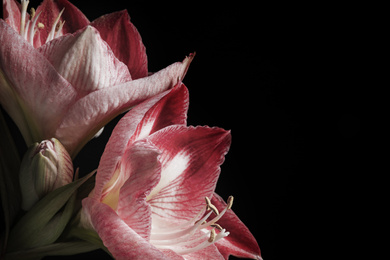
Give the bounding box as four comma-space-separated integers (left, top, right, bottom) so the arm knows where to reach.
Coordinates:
150, 196, 234, 256
20, 0, 29, 36
46, 8, 65, 43
211, 223, 223, 231
208, 229, 216, 243
27, 11, 41, 45
205, 197, 219, 215
227, 195, 234, 209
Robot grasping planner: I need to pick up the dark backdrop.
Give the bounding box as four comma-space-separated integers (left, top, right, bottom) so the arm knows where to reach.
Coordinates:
2, 1, 365, 259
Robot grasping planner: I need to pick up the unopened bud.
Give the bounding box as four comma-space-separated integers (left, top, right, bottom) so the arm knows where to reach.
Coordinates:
19, 138, 74, 210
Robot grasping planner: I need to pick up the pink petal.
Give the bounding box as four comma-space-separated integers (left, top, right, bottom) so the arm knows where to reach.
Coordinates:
130, 83, 189, 142
38, 25, 132, 96
82, 198, 169, 260
116, 140, 161, 241
55, 54, 194, 157
92, 91, 171, 201
211, 193, 262, 260
34, 0, 89, 47
94, 83, 188, 203
91, 10, 148, 79
146, 125, 231, 223
2, 0, 21, 33
181, 243, 225, 260
0, 20, 76, 145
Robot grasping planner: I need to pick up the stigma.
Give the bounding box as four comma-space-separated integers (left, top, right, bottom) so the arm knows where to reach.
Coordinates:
150, 196, 234, 255
19, 0, 65, 46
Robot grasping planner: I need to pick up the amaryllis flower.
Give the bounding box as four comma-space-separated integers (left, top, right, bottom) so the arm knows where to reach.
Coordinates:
0, 0, 193, 156
81, 84, 261, 259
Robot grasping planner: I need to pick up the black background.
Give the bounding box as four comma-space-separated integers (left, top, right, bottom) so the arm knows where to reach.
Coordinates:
2, 1, 366, 259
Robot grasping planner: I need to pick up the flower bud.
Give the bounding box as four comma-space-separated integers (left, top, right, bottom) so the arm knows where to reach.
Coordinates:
19, 138, 74, 210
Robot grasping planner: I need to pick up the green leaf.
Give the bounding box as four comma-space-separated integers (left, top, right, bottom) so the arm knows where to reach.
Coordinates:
0, 110, 21, 252
4, 240, 99, 260
6, 170, 95, 252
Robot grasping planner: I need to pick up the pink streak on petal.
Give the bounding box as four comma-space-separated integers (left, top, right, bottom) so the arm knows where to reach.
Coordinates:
116, 140, 161, 241
93, 82, 187, 203
147, 125, 231, 222
91, 10, 148, 79
131, 83, 189, 142
55, 55, 194, 157
82, 198, 169, 260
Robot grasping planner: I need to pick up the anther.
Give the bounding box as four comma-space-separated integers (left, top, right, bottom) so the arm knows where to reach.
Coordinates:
227, 195, 234, 209
38, 23, 44, 29
205, 197, 219, 215
208, 229, 216, 243
211, 223, 223, 231
30, 8, 36, 19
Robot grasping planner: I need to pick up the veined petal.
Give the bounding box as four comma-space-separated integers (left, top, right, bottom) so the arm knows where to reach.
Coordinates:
2, 0, 21, 33
211, 193, 262, 260
116, 140, 161, 241
94, 83, 187, 203
34, 0, 89, 47
38, 25, 132, 96
0, 20, 77, 145
130, 83, 189, 144
91, 10, 148, 79
147, 125, 232, 223
82, 198, 169, 260
55, 54, 194, 157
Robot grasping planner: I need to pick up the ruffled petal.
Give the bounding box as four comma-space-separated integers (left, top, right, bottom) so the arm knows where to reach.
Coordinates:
211, 193, 262, 260
34, 0, 89, 47
55, 54, 194, 157
0, 20, 76, 145
91, 10, 148, 79
38, 25, 132, 95
147, 125, 231, 223
82, 198, 169, 260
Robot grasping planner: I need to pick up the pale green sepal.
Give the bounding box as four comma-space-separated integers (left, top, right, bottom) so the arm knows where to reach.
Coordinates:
4, 241, 99, 260
7, 170, 95, 252
0, 110, 21, 252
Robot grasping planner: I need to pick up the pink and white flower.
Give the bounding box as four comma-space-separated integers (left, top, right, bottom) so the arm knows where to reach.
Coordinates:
82, 84, 261, 259
0, 0, 193, 156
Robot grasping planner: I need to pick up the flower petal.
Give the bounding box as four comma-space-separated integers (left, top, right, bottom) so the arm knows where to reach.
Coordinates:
211, 193, 262, 260
147, 125, 231, 223
0, 20, 76, 145
55, 54, 194, 157
131, 82, 189, 142
91, 10, 148, 79
38, 25, 132, 96
116, 140, 161, 240
93, 83, 187, 204
35, 0, 89, 47
82, 198, 169, 260
2, 0, 21, 33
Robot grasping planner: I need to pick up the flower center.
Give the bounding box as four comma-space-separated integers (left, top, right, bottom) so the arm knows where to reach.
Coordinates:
19, 0, 65, 45
150, 196, 234, 255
